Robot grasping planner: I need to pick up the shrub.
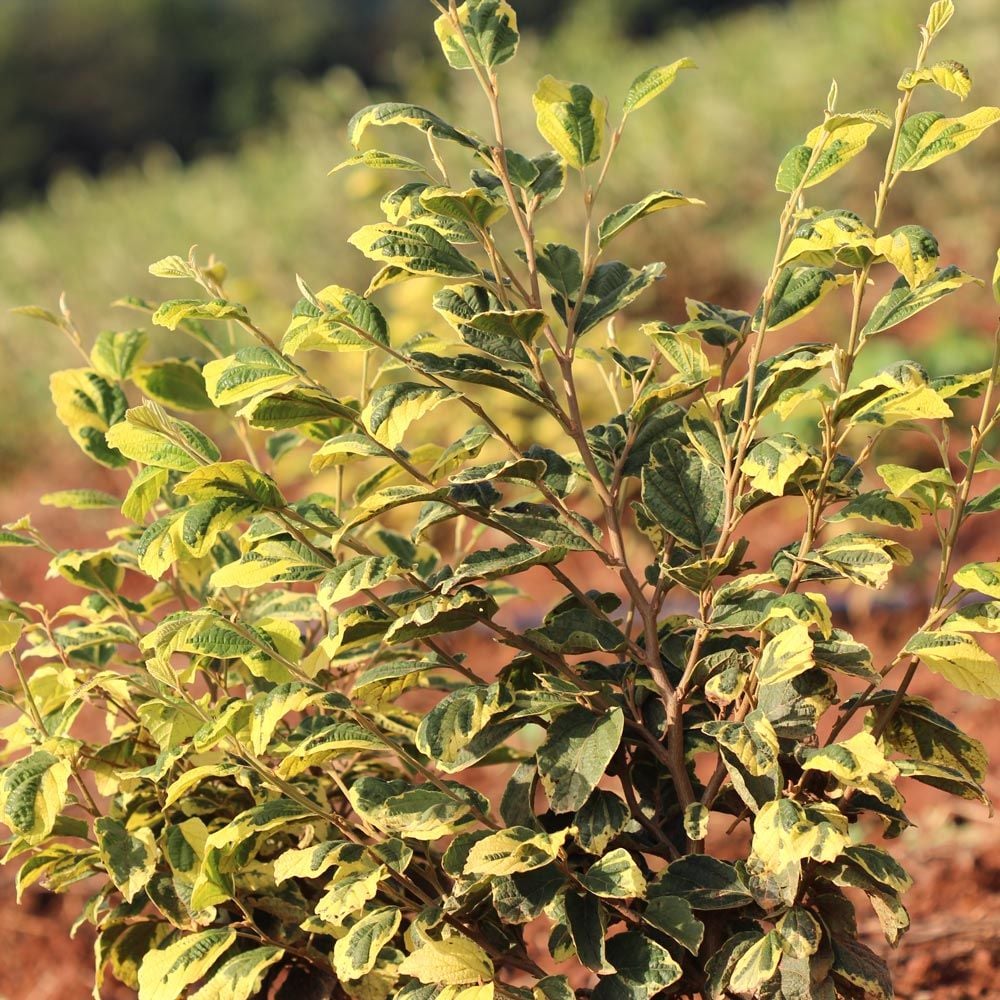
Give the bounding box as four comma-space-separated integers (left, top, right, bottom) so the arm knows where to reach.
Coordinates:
2, 1, 998, 997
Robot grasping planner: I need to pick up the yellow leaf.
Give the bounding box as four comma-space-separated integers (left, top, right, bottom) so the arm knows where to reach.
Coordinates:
0, 619, 23, 655
398, 936, 493, 986
757, 625, 815, 686
532, 76, 606, 170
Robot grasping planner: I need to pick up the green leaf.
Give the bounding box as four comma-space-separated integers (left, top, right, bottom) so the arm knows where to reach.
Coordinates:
333, 907, 401, 981
641, 439, 724, 551
108, 403, 219, 472
836, 363, 953, 427
315, 866, 385, 926
788, 533, 912, 590
96, 818, 157, 904
580, 848, 647, 898
534, 243, 583, 298
348, 777, 487, 840
0, 751, 71, 845
347, 102, 479, 150
434, 1, 519, 70
532, 76, 606, 169
152, 298, 249, 331
941, 599, 1000, 634
560, 261, 665, 337
642, 894, 704, 955
894, 106, 1000, 172
448, 543, 566, 592
704, 709, 781, 810
188, 947, 283, 1000
598, 190, 704, 248
416, 683, 509, 768
798, 732, 896, 788
826, 490, 922, 530
654, 856, 753, 910
203, 347, 300, 406
273, 840, 351, 883
385, 587, 497, 645
121, 467, 169, 523
349, 223, 478, 278
239, 386, 357, 431
776, 907, 822, 959
90, 328, 149, 381
464, 826, 571, 877
525, 602, 625, 655
248, 683, 321, 756
0, 530, 35, 548
489, 504, 599, 551
463, 308, 548, 347
132, 360, 212, 412
143, 611, 300, 679
623, 58, 696, 114
282, 285, 389, 355
904, 630, 1000, 698
410, 351, 548, 406
954, 561, 1000, 598
148, 254, 199, 280
536, 706, 624, 812
750, 799, 849, 906
49, 368, 129, 468
362, 382, 457, 448
862, 266, 981, 339
876, 463, 954, 508
534, 976, 574, 1000
175, 459, 283, 507
278, 722, 386, 778
331, 149, 427, 174
421, 185, 509, 229
11, 304, 61, 326
758, 267, 842, 331
211, 537, 329, 589
873, 224, 940, 288
206, 799, 314, 861
780, 210, 876, 270
813, 630, 878, 681
574, 790, 632, 855
596, 933, 683, 999
741, 434, 813, 497
831, 936, 893, 1000
879, 696, 987, 788
319, 556, 400, 607
745, 343, 833, 417
728, 930, 781, 995
565, 891, 610, 972
137, 929, 236, 1000
776, 117, 886, 192
432, 284, 534, 363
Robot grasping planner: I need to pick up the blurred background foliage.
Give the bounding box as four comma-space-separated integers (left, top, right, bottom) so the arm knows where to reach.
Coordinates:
0, 0, 785, 206
0, 0, 997, 467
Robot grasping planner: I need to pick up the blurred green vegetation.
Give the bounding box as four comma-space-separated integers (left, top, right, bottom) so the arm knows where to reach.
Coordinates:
0, 0, 781, 206
1, 0, 997, 466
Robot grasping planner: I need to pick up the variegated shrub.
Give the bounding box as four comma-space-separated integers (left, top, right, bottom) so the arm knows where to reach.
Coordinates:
2, 1, 999, 997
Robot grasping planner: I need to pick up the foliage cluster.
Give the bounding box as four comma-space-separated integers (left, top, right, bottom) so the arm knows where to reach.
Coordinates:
1, 2, 999, 998
4, 0, 999, 466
